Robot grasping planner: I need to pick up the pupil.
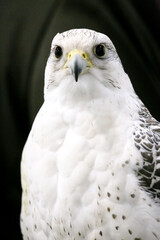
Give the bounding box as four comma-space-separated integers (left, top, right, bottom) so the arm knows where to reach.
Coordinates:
96, 44, 105, 57
55, 46, 62, 58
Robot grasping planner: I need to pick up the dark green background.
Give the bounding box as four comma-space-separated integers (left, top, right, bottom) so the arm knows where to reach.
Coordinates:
0, 0, 160, 239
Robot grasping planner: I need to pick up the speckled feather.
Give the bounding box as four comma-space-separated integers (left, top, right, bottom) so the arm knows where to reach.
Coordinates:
134, 104, 160, 201
20, 29, 160, 240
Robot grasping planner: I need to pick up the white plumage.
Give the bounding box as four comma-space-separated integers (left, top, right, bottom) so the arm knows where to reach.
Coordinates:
20, 29, 160, 240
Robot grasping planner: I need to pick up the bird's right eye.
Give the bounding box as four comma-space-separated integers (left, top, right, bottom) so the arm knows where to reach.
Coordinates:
54, 46, 63, 59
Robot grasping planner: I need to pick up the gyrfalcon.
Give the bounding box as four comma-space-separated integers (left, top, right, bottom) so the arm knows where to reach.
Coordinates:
20, 29, 160, 240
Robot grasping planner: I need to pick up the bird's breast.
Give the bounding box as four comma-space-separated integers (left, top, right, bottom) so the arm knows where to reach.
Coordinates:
29, 102, 129, 201
21, 98, 139, 239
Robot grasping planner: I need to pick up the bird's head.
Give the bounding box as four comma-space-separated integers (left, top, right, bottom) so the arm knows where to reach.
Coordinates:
44, 29, 134, 101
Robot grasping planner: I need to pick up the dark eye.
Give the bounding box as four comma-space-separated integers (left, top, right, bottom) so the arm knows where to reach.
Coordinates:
95, 44, 106, 58
54, 46, 63, 59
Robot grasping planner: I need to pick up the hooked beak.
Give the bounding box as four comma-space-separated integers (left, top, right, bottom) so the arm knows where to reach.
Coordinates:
64, 49, 92, 82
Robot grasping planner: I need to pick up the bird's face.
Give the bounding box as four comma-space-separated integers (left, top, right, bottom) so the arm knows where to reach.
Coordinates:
44, 29, 134, 101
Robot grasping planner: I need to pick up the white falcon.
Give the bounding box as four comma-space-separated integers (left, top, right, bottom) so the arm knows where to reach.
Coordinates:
20, 29, 160, 240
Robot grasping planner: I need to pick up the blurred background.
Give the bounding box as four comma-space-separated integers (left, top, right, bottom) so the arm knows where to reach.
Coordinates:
0, 0, 160, 239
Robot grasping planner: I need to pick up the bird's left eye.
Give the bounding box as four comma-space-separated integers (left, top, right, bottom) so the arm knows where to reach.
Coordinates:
94, 44, 106, 58
54, 46, 63, 59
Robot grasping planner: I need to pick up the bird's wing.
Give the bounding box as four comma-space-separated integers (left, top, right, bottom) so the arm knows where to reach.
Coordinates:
134, 104, 160, 201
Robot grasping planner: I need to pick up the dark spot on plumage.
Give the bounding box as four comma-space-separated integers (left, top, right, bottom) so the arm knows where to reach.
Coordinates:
115, 226, 119, 230
117, 196, 120, 200
107, 207, 110, 212
99, 231, 103, 236
148, 203, 152, 207
128, 229, 132, 235
68, 232, 70, 236
155, 145, 160, 151
148, 131, 153, 137
63, 227, 66, 232
153, 127, 160, 133
112, 172, 115, 176
135, 143, 141, 150
122, 215, 126, 220
156, 218, 160, 222
156, 151, 160, 157
130, 194, 135, 198
26, 227, 28, 231
78, 232, 81, 236
112, 214, 117, 219
98, 185, 101, 190
135, 138, 141, 143
140, 118, 145, 123
98, 193, 101, 197
70, 223, 72, 228
107, 192, 111, 197
122, 163, 125, 167
34, 224, 37, 229
117, 186, 120, 190
134, 238, 141, 240
142, 135, 145, 139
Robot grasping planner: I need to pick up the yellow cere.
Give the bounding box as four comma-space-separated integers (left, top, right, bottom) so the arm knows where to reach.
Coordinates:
64, 49, 93, 68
